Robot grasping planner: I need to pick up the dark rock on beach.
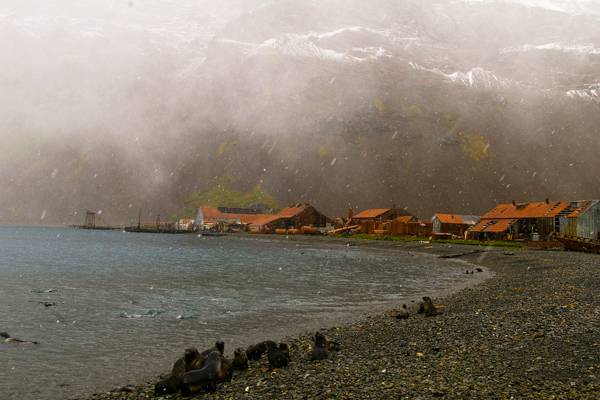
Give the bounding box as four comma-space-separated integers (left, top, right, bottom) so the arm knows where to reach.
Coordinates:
87, 241, 600, 399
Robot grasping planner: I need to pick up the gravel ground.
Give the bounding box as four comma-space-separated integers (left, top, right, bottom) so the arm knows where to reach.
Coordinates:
87, 239, 600, 400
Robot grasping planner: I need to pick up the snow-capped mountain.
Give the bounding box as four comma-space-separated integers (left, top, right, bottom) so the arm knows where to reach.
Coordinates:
0, 0, 599, 226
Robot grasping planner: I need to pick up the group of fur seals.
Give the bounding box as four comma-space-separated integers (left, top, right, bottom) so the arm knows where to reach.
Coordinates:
155, 338, 294, 396
155, 334, 330, 396
155, 341, 230, 396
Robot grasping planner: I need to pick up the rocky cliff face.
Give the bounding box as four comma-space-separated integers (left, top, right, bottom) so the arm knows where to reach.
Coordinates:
1, 0, 599, 225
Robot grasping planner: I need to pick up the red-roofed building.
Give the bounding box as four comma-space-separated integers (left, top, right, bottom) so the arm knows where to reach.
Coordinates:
195, 206, 270, 231
467, 199, 600, 241
249, 204, 337, 233
176, 218, 195, 231
430, 214, 480, 237
349, 206, 416, 235
352, 206, 413, 222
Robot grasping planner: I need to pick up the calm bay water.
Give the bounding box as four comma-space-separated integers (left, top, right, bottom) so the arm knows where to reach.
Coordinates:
0, 226, 485, 399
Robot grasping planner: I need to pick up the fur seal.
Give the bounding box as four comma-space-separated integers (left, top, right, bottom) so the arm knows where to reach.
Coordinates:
202, 340, 225, 356
180, 351, 222, 396
154, 356, 186, 395
216, 355, 233, 383
232, 348, 248, 370
310, 331, 330, 360
396, 303, 409, 319
265, 340, 289, 369
422, 296, 440, 316
278, 341, 291, 360
184, 346, 206, 371
245, 341, 267, 360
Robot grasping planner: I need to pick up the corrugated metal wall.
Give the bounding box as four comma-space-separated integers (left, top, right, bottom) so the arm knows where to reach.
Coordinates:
431, 216, 441, 233
567, 202, 600, 239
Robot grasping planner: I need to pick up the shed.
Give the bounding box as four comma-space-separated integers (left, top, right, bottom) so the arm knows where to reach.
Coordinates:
430, 214, 481, 237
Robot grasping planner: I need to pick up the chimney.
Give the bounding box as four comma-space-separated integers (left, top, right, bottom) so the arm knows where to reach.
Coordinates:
348, 206, 353, 220
546, 198, 549, 204
512, 200, 516, 206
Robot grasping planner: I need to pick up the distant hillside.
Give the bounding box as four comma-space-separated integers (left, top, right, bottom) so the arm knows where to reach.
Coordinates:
1, 0, 599, 226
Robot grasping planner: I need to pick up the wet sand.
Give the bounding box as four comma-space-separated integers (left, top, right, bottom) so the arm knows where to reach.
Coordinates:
88, 237, 600, 399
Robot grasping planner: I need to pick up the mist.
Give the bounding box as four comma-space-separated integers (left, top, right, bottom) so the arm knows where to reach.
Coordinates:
1, 0, 599, 226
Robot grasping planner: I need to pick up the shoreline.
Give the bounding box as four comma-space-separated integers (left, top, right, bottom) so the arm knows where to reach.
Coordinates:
88, 238, 600, 399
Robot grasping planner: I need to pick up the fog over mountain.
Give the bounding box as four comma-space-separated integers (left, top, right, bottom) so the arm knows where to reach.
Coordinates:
1, 0, 599, 226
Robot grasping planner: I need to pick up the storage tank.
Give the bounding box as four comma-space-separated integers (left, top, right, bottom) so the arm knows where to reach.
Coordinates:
300, 226, 316, 235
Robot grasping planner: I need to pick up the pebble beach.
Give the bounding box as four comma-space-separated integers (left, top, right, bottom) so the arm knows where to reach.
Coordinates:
88, 238, 600, 400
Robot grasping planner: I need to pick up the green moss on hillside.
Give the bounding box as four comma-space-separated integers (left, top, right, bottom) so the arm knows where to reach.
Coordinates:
171, 173, 281, 222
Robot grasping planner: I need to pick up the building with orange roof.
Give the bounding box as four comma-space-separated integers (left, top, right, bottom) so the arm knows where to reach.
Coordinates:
430, 214, 480, 237
346, 206, 420, 236
467, 199, 600, 241
249, 203, 337, 233
194, 206, 270, 231
351, 205, 414, 223
176, 218, 195, 231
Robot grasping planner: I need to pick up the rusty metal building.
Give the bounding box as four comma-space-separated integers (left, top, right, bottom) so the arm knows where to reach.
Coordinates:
249, 204, 336, 233
430, 214, 481, 237
350, 206, 416, 235
194, 206, 269, 231
467, 199, 600, 241
351, 206, 413, 223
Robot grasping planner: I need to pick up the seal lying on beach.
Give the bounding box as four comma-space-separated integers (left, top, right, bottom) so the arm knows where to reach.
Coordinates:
265, 340, 289, 369
180, 351, 222, 396
245, 341, 267, 360
232, 348, 248, 370
396, 303, 409, 319
202, 340, 225, 356
154, 356, 186, 395
310, 331, 330, 360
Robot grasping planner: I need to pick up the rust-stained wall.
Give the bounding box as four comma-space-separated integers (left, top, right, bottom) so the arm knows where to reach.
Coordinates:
565, 202, 600, 239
